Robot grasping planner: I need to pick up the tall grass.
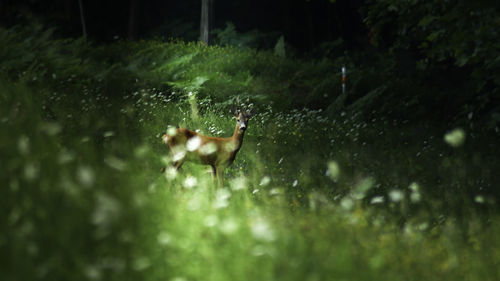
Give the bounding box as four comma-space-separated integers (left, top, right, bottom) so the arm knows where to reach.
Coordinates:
1, 25, 499, 281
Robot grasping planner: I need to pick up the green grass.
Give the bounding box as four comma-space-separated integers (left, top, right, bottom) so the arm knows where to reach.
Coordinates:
1, 25, 500, 281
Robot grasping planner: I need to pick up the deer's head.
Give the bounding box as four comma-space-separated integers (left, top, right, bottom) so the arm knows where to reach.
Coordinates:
231, 107, 254, 132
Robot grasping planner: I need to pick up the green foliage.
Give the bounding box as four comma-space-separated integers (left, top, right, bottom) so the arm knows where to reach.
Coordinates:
274, 35, 286, 58
212, 21, 279, 49
365, 0, 500, 72
96, 23, 337, 111
362, 0, 500, 126
1, 24, 500, 281
0, 79, 145, 281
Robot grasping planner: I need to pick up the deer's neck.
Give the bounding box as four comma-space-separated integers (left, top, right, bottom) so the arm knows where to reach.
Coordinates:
231, 124, 245, 150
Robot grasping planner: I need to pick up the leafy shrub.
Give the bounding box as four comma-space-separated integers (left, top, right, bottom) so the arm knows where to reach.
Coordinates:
212, 21, 280, 50
362, 0, 500, 127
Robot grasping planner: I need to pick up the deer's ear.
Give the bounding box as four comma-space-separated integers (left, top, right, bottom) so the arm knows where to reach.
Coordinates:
246, 108, 255, 118
230, 106, 239, 116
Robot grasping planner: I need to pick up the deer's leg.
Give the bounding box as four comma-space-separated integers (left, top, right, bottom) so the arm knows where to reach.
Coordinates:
161, 160, 183, 173
210, 165, 217, 182
210, 165, 223, 186
173, 160, 184, 170
216, 167, 224, 187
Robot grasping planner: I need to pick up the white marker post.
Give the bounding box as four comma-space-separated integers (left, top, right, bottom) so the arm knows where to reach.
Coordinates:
341, 66, 346, 94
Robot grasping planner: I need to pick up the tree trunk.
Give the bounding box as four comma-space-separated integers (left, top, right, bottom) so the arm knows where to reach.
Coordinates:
78, 0, 87, 40
128, 0, 138, 40
200, 0, 214, 44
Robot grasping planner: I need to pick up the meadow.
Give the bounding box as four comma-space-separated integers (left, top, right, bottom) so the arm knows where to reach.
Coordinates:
1, 25, 499, 281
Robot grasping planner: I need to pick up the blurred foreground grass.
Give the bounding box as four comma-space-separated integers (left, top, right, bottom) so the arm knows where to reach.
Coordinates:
1, 25, 500, 280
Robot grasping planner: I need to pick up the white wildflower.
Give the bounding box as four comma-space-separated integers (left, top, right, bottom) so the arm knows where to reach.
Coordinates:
251, 217, 275, 242
77, 166, 95, 188
183, 176, 197, 189
199, 142, 217, 155
186, 136, 202, 151
259, 176, 271, 186
444, 128, 466, 147
389, 189, 404, 202
327, 161, 340, 181
370, 196, 385, 204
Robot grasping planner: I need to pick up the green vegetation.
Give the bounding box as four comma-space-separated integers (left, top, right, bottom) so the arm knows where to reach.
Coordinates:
1, 24, 499, 281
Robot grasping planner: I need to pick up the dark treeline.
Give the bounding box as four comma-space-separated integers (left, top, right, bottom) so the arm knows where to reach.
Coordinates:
0, 0, 365, 50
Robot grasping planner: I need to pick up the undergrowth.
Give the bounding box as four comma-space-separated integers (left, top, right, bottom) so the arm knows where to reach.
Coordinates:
1, 25, 499, 281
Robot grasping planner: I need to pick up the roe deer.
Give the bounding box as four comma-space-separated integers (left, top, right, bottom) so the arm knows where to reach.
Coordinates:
162, 107, 253, 185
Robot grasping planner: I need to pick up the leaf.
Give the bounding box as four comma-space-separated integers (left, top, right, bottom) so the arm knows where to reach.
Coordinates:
418, 16, 437, 27
158, 52, 198, 73
456, 56, 468, 67
388, 4, 398, 12
426, 30, 444, 42
191, 76, 209, 89
166, 76, 210, 92
274, 36, 286, 58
